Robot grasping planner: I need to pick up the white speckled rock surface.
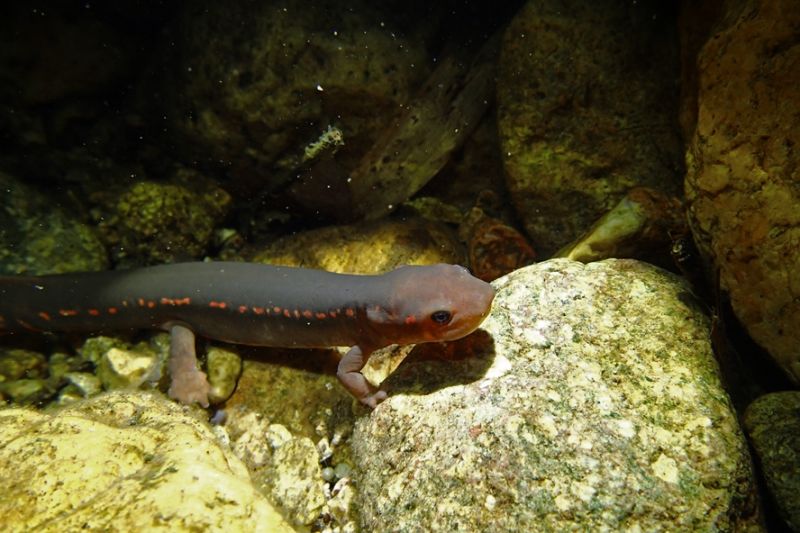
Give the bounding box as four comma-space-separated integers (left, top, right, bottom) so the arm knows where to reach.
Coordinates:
353, 259, 762, 531
0, 391, 294, 533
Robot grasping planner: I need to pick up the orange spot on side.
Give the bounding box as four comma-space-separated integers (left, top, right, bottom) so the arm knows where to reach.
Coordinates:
59, 309, 78, 317
38, 311, 51, 321
273, 306, 282, 314
238, 305, 248, 314
160, 297, 174, 306
147, 301, 156, 309
137, 298, 145, 307
175, 297, 191, 306
329, 311, 338, 318
17, 320, 37, 331
302, 310, 313, 319
108, 307, 118, 314
345, 308, 355, 318
315, 312, 327, 320
252, 307, 265, 315
209, 301, 227, 309
404, 315, 416, 325
88, 309, 100, 316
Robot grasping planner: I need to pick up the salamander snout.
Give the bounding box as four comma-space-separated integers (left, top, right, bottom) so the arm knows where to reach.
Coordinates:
385, 264, 495, 344
437, 266, 495, 340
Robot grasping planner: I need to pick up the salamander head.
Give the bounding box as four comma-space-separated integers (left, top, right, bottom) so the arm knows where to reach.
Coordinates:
368, 264, 495, 346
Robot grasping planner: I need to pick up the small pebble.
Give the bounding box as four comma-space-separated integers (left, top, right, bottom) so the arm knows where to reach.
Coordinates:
333, 462, 353, 480
321, 466, 336, 483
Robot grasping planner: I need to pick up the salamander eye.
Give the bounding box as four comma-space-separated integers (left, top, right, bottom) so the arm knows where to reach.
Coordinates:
430, 310, 452, 325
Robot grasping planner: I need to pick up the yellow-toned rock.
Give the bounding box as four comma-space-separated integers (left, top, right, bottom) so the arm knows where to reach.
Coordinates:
251, 216, 463, 274
684, 0, 800, 384
97, 347, 159, 390
0, 391, 293, 532
206, 346, 243, 404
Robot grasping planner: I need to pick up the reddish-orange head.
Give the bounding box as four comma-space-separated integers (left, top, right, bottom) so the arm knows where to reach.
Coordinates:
367, 264, 495, 346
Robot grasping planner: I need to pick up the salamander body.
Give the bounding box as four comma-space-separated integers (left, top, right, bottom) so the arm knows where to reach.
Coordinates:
0, 262, 495, 407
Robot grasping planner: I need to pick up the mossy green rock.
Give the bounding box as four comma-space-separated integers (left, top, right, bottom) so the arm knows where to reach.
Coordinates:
497, 1, 682, 256
0, 171, 107, 275
160, 0, 431, 196
93, 168, 231, 264
744, 392, 800, 531
0, 348, 47, 381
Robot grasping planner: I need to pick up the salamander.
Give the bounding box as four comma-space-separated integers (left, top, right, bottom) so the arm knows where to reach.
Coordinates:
0, 262, 495, 408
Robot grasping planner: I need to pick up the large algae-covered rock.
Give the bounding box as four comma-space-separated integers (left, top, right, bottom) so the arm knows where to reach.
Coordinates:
0, 171, 107, 275
353, 259, 761, 531
0, 391, 293, 532
683, 0, 800, 384
90, 168, 231, 265
161, 0, 431, 196
251, 216, 464, 273
744, 391, 800, 532
497, 1, 683, 257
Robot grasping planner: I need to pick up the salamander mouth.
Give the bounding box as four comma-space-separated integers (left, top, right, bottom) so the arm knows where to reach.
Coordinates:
390, 263, 495, 343
442, 285, 495, 340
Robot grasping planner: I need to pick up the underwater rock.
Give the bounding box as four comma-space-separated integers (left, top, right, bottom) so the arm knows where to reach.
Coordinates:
78, 335, 135, 365
744, 391, 800, 532
683, 0, 800, 385
260, 424, 328, 526
0, 348, 96, 407
225, 406, 354, 529
59, 372, 103, 403
78, 335, 165, 396
97, 346, 160, 392
353, 259, 761, 531
414, 113, 511, 221
251, 216, 464, 274
555, 187, 686, 268
0, 378, 49, 406
76, 335, 172, 401
90, 167, 231, 266
160, 0, 431, 197
0, 348, 47, 381
459, 207, 536, 282
345, 32, 497, 220
0, 391, 293, 532
327, 477, 357, 529
0, 171, 108, 275
206, 346, 243, 405
497, 0, 683, 257
46, 352, 83, 382
224, 360, 352, 442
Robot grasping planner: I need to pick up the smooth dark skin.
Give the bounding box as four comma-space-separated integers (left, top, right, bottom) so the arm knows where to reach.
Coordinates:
0, 262, 495, 407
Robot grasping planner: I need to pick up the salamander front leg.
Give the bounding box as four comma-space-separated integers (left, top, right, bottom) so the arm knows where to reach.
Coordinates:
167, 324, 211, 408
338, 345, 388, 408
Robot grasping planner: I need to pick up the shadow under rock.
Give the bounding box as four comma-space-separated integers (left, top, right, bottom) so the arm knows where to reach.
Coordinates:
382, 328, 496, 398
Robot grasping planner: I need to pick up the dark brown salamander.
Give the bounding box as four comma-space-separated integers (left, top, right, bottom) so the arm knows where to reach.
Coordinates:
0, 262, 495, 407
